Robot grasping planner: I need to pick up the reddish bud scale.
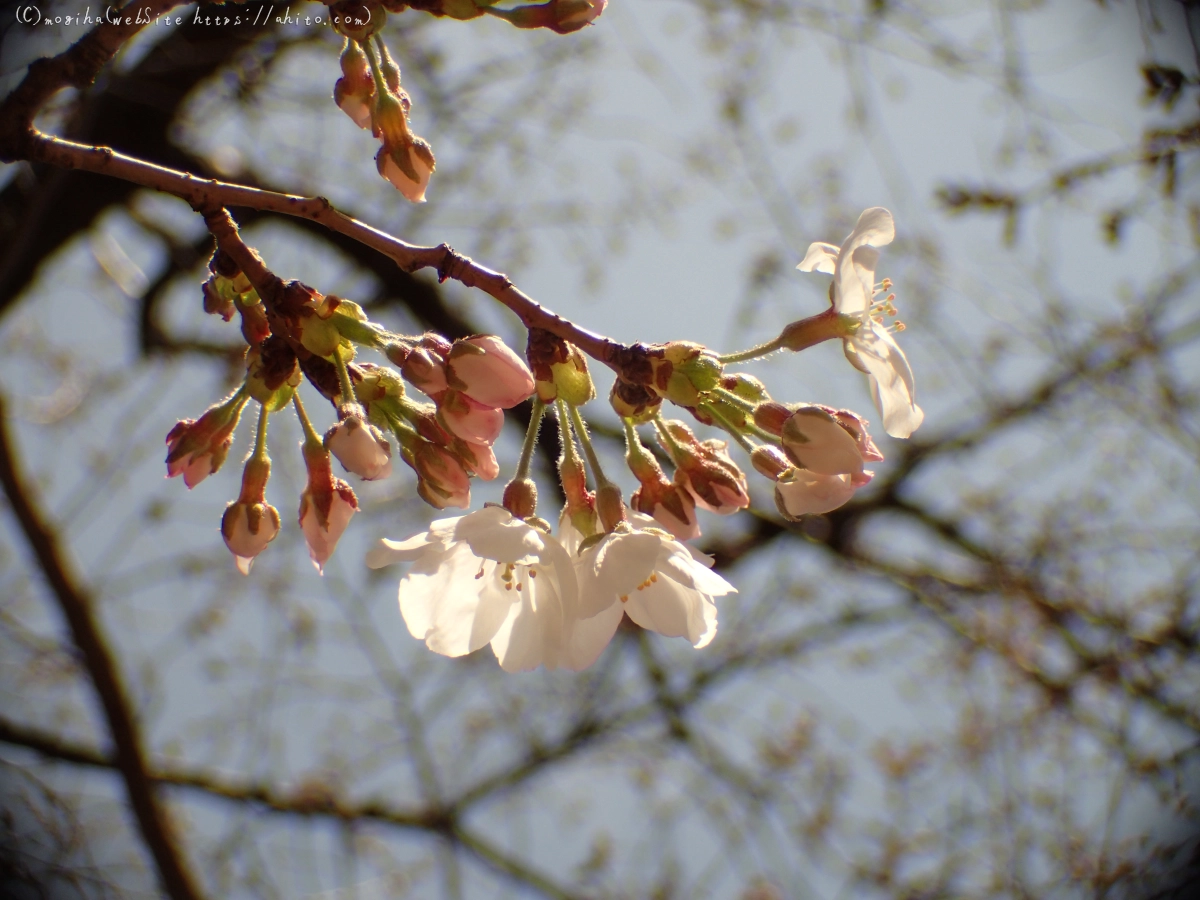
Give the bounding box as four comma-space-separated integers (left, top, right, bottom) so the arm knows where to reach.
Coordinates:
237, 298, 271, 347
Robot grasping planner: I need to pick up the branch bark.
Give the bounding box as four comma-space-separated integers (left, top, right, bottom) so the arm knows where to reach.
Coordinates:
0, 395, 205, 900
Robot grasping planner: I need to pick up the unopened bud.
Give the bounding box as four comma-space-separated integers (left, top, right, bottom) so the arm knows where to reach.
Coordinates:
750, 445, 790, 480
298, 441, 360, 573
203, 277, 235, 321
325, 412, 393, 481
753, 401, 791, 436
333, 39, 375, 129
236, 296, 271, 347
502, 478, 538, 519
779, 405, 868, 476
404, 440, 471, 509
401, 337, 450, 396
447, 334, 536, 408
222, 500, 281, 575
595, 482, 626, 532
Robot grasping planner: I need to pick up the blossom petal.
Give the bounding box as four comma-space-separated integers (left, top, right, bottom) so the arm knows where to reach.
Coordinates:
842, 207, 895, 254
625, 577, 717, 648
781, 407, 866, 476
657, 545, 736, 598
774, 470, 857, 518
590, 532, 661, 605
400, 542, 513, 656
852, 324, 924, 438
833, 207, 894, 317
366, 534, 435, 568
563, 603, 624, 671
797, 242, 840, 274
490, 580, 565, 673
454, 507, 544, 564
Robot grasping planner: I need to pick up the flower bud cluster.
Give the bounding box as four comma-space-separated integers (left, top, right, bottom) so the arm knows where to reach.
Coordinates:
172, 246, 542, 573
202, 249, 269, 346
329, 21, 436, 203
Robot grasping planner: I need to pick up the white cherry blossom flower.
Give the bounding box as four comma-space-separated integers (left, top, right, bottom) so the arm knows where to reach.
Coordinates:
572, 514, 734, 650
367, 506, 592, 672
798, 207, 924, 438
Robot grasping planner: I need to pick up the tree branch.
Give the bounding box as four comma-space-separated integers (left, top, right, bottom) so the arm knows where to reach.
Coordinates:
0, 394, 205, 900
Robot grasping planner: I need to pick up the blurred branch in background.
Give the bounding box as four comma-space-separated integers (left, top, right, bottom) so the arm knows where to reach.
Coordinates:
0, 0, 1198, 898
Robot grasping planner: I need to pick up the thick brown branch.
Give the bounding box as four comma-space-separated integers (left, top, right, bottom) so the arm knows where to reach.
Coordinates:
0, 396, 205, 900
0, 0, 188, 160
23, 132, 630, 368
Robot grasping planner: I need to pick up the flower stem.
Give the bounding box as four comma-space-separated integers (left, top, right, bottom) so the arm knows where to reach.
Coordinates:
716, 335, 785, 364
292, 393, 322, 448
252, 403, 270, 461
623, 417, 647, 459
700, 403, 757, 454
652, 412, 686, 462
555, 398, 582, 468
710, 386, 757, 413
330, 351, 358, 409
513, 398, 545, 483
568, 403, 611, 488
362, 38, 388, 101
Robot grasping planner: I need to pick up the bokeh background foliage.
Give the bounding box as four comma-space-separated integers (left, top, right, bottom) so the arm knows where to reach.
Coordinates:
1, 0, 1199, 898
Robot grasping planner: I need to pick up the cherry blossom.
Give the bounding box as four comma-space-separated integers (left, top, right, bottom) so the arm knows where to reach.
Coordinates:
366, 506, 595, 672
573, 515, 735, 650
798, 207, 924, 438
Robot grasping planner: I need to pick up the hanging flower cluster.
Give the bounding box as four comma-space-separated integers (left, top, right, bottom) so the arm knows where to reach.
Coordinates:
172, 125, 918, 668
326, 0, 607, 202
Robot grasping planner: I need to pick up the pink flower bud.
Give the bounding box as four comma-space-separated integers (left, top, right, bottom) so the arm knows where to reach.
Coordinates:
333, 40, 375, 129
779, 405, 881, 476
552, 0, 606, 33
659, 421, 750, 515
454, 439, 499, 480
377, 138, 436, 204
222, 501, 282, 574
774, 470, 861, 519
401, 345, 448, 397
324, 412, 392, 481
632, 478, 700, 542
502, 478, 538, 519
372, 95, 435, 203
404, 441, 471, 509
447, 335, 535, 409
750, 445, 790, 480
165, 399, 245, 489
299, 442, 360, 574
439, 390, 504, 445
752, 401, 791, 436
